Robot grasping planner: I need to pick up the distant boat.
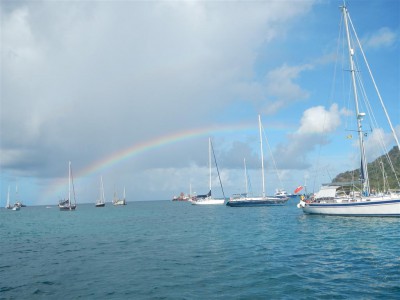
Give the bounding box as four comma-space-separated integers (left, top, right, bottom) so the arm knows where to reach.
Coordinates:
172, 192, 190, 201
5, 185, 12, 209
173, 184, 195, 202
275, 189, 297, 199
113, 187, 126, 206
12, 204, 20, 211
13, 184, 24, 209
275, 189, 289, 198
95, 176, 106, 207
227, 115, 289, 207
297, 4, 400, 216
58, 161, 77, 211
191, 138, 225, 205
5, 185, 24, 210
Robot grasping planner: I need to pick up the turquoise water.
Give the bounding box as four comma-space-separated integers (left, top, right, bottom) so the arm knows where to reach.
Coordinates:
1, 200, 399, 299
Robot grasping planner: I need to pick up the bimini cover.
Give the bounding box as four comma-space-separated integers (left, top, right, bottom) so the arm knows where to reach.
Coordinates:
315, 186, 340, 199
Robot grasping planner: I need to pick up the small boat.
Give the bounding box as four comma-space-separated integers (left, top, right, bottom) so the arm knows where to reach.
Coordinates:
227, 116, 289, 207
12, 204, 20, 211
173, 184, 195, 202
191, 138, 225, 205
172, 192, 190, 201
95, 176, 106, 207
58, 161, 77, 211
297, 4, 400, 216
275, 189, 288, 198
113, 187, 126, 206
275, 189, 297, 199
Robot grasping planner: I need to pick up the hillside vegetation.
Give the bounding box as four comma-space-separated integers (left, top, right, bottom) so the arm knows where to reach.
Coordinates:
332, 146, 400, 191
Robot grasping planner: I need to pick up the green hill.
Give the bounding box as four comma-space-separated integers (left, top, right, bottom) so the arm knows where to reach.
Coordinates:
332, 146, 400, 192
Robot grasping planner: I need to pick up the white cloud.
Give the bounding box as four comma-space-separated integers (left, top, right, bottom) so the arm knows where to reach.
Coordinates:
297, 103, 343, 134
270, 103, 355, 170
263, 63, 313, 114
362, 27, 397, 49
233, 62, 314, 114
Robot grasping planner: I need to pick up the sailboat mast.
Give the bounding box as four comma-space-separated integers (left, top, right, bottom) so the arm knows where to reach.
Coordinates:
7, 185, 10, 208
15, 183, 19, 203
208, 137, 212, 193
244, 158, 248, 196
342, 5, 370, 195
101, 176, 105, 203
68, 161, 71, 209
258, 115, 265, 198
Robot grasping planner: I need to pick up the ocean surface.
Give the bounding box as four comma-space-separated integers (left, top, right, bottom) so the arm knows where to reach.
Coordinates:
1, 199, 399, 299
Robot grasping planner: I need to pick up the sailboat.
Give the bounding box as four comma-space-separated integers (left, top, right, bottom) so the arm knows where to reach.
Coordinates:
297, 4, 400, 216
11, 184, 21, 211
5, 184, 23, 210
5, 186, 12, 209
191, 138, 225, 205
58, 161, 77, 211
113, 187, 126, 206
226, 115, 289, 207
13, 184, 23, 209
95, 176, 106, 207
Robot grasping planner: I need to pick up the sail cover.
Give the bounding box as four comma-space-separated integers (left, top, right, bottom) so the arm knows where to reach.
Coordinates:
360, 159, 365, 182
196, 190, 211, 199
315, 186, 339, 199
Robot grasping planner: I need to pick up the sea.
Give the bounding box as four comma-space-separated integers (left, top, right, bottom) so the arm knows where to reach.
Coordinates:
1, 199, 399, 299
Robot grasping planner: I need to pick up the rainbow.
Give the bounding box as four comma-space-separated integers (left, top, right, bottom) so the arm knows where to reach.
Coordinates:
44, 121, 289, 198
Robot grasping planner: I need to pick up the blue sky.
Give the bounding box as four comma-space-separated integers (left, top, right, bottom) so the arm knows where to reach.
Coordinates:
1, 0, 399, 206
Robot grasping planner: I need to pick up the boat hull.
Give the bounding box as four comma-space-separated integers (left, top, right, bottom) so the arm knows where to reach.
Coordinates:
95, 203, 105, 207
59, 205, 76, 211
191, 198, 224, 205
227, 197, 289, 207
298, 198, 400, 216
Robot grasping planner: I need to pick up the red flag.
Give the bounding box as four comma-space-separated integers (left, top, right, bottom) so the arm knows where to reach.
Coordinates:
294, 186, 303, 194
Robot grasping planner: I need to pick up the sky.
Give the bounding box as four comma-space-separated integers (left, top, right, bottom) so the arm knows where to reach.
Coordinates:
1, 0, 399, 206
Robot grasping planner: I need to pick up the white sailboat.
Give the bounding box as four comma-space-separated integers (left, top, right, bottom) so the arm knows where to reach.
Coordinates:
297, 4, 400, 216
58, 161, 77, 211
227, 115, 289, 207
5, 185, 12, 209
192, 138, 225, 205
95, 176, 106, 207
113, 187, 126, 206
